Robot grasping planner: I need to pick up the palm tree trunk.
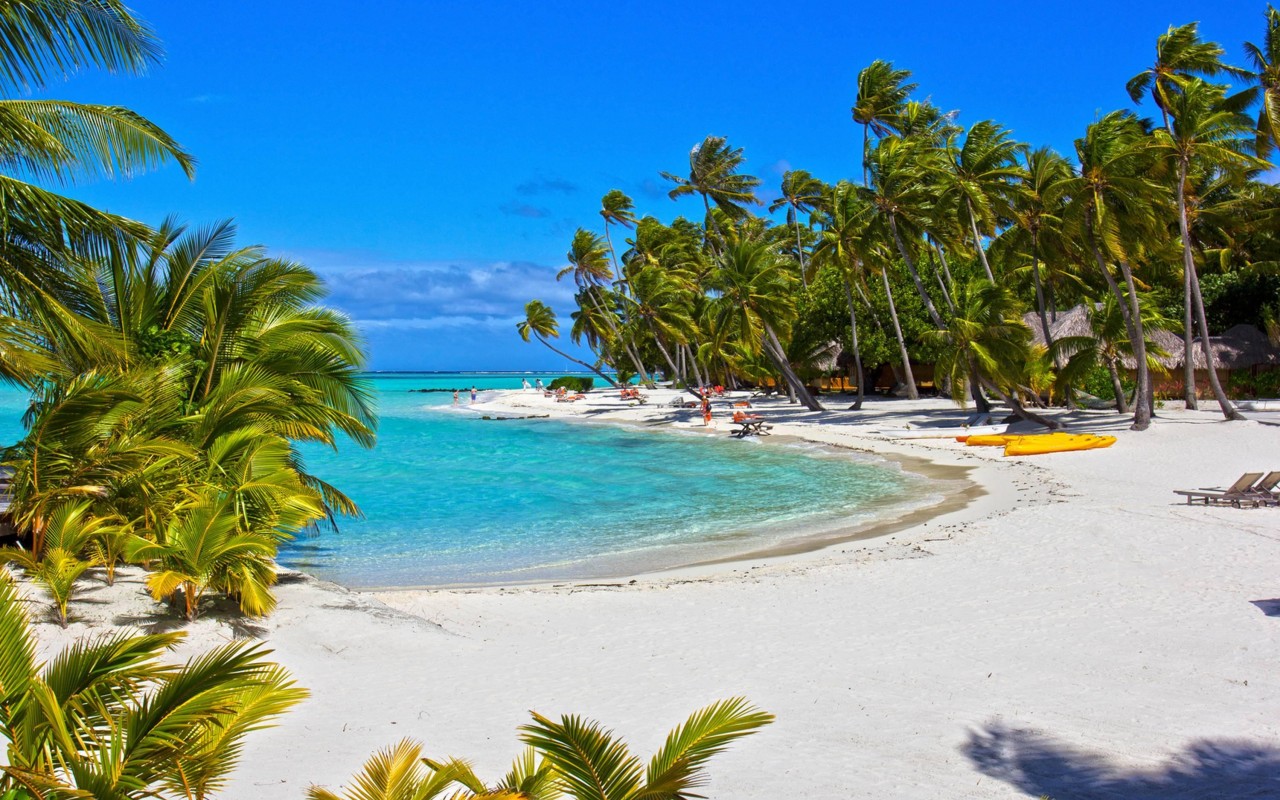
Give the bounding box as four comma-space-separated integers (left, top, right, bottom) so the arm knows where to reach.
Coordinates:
1030, 234, 1054, 356
1187, 259, 1245, 421
534, 334, 619, 388
649, 329, 682, 386
980, 376, 1062, 430
763, 324, 824, 411
968, 357, 991, 414
887, 213, 945, 328
928, 240, 956, 314
878, 265, 919, 400
932, 237, 958, 304
1175, 161, 1199, 410
793, 214, 808, 290
965, 199, 995, 281
1107, 358, 1129, 414
1084, 222, 1150, 430
586, 286, 652, 387
1118, 258, 1154, 426
683, 343, 706, 390
840, 274, 865, 410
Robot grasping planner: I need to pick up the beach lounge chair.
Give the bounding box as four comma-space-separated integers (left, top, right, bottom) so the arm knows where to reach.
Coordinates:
1174, 472, 1265, 507
1246, 471, 1280, 504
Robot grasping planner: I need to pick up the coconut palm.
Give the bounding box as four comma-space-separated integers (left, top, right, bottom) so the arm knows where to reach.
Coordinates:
313, 699, 770, 800
707, 241, 823, 410
1064, 111, 1164, 430
1053, 296, 1176, 414
0, 1, 194, 342
599, 189, 637, 272
125, 494, 285, 620
520, 698, 772, 800
1151, 79, 1265, 421
862, 136, 947, 329
307, 742, 556, 800
1245, 6, 1280, 158
0, 571, 305, 799
624, 263, 698, 388
660, 136, 761, 244
0, 500, 126, 625
924, 280, 1060, 429
998, 148, 1073, 350
1126, 21, 1248, 132
559, 229, 651, 385
933, 120, 1023, 281
812, 181, 874, 408
852, 60, 918, 183
517, 300, 619, 388
768, 169, 825, 286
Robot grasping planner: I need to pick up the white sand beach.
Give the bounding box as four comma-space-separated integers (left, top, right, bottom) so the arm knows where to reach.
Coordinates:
19, 390, 1280, 798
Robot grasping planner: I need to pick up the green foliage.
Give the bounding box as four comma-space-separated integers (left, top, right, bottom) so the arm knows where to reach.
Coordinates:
136, 324, 198, 361
311, 698, 772, 800
1082, 364, 1135, 401
548, 376, 594, 393
1229, 368, 1280, 397
1200, 270, 1280, 334
0, 571, 306, 799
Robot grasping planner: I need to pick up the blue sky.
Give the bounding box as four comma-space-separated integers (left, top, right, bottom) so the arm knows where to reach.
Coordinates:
51, 1, 1272, 370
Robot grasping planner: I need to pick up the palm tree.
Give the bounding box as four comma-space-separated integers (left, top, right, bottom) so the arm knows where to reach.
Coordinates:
707, 241, 823, 410
812, 181, 873, 409
312, 699, 770, 800
0, 501, 120, 625
924, 280, 1060, 429
125, 495, 289, 620
307, 742, 555, 800
0, 571, 306, 800
852, 60, 917, 183
1126, 22, 1248, 132
624, 264, 698, 388
599, 189, 637, 272
1151, 79, 1265, 421
933, 120, 1023, 281
768, 169, 825, 286
862, 136, 947, 329
998, 147, 1073, 352
0, 1, 194, 344
1054, 296, 1176, 414
660, 136, 761, 245
1245, 5, 1280, 158
1065, 111, 1163, 430
559, 228, 651, 386
517, 300, 619, 388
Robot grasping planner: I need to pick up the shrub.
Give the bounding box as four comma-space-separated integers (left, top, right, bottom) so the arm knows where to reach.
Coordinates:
548, 376, 593, 393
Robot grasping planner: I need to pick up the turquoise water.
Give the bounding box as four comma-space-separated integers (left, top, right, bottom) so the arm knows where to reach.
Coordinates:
0, 373, 929, 588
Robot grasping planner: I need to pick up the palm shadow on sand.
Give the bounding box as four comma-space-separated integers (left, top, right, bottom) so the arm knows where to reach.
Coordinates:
963, 722, 1280, 799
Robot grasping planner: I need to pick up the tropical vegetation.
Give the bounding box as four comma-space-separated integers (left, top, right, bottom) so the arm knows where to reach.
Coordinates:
0, 2, 374, 625
521, 7, 1280, 433
308, 697, 773, 800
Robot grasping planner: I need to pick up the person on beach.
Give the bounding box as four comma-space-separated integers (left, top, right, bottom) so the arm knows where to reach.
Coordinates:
452, 390, 459, 405
701, 392, 713, 427
470, 386, 478, 404
522, 378, 531, 390
535, 378, 544, 391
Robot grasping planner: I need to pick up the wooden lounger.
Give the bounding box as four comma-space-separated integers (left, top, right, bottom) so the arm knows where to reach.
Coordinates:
731, 419, 773, 438
1174, 472, 1265, 507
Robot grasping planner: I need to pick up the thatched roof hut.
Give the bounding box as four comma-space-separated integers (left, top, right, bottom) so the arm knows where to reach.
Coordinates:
1029, 305, 1280, 371
1023, 305, 1280, 371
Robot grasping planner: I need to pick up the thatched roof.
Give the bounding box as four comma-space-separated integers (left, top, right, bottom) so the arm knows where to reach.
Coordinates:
1023, 305, 1280, 370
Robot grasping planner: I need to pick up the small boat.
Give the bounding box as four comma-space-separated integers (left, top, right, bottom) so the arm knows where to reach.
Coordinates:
1003, 434, 1116, 456
877, 423, 1009, 440
965, 432, 1039, 447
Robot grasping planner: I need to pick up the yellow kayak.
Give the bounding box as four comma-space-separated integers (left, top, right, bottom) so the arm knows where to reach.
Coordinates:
966, 432, 1076, 447
1004, 434, 1116, 456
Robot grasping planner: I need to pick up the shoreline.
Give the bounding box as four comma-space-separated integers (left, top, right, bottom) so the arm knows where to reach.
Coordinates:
19, 389, 1280, 799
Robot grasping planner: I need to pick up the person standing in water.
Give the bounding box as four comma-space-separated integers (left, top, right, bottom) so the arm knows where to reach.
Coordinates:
452, 390, 459, 405
470, 386, 478, 404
